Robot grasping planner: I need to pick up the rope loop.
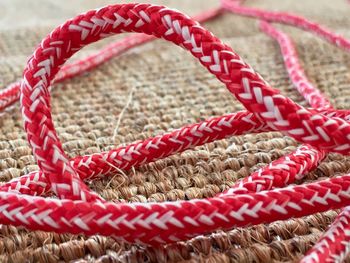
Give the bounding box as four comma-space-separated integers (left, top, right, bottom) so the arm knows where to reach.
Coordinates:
1, 2, 350, 260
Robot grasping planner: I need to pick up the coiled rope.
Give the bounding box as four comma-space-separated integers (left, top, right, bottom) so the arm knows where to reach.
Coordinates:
1, 1, 350, 262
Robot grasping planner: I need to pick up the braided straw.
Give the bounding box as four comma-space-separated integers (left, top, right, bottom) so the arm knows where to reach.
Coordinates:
1, 1, 350, 261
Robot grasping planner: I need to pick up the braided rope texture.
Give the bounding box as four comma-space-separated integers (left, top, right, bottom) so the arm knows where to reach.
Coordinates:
15, 2, 350, 245
0, 0, 350, 263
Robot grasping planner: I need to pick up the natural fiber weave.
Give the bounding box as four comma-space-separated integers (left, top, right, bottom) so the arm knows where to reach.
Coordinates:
1, 0, 350, 262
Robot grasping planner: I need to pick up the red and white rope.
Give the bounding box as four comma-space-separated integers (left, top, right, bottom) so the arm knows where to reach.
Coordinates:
220, 144, 326, 195
0, 1, 350, 261
260, 21, 349, 263
0, 8, 222, 112
222, 1, 350, 261
301, 208, 350, 263
221, 0, 350, 53
16, 3, 350, 243
1, 111, 269, 196
259, 20, 333, 110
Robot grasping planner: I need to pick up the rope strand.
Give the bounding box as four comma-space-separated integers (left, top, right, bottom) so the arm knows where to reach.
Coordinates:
0, 2, 350, 262
222, 1, 350, 261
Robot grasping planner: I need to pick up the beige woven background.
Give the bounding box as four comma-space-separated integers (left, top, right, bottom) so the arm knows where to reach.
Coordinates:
1, 0, 350, 262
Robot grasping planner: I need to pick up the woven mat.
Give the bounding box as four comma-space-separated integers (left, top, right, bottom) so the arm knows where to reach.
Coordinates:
1, 0, 350, 262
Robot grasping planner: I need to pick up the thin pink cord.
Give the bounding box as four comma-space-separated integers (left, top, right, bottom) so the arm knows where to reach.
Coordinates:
221, 0, 350, 52
259, 20, 333, 110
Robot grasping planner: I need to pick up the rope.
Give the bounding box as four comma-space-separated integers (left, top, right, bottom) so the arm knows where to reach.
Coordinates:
1, 1, 350, 262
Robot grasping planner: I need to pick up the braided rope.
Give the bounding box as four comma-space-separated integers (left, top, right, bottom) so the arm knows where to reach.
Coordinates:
14, 3, 350, 245
19, 3, 350, 203
222, 1, 350, 260
2, 2, 349, 200
259, 20, 333, 110
258, 20, 337, 263
219, 144, 326, 195
221, 0, 350, 53
301, 208, 350, 263
1, 1, 350, 261
222, 2, 350, 261
0, 8, 222, 112
1, 111, 269, 196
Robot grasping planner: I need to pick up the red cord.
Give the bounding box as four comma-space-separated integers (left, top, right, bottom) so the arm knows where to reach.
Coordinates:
0, 8, 222, 112
1, 1, 350, 261
221, 0, 350, 52
221, 1, 350, 261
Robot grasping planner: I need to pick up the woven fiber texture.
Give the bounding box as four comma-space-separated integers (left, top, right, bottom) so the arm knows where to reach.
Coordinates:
1, 0, 350, 262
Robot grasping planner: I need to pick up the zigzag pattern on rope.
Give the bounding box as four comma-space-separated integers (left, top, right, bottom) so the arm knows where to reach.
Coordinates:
220, 2, 350, 261
1, 1, 350, 262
